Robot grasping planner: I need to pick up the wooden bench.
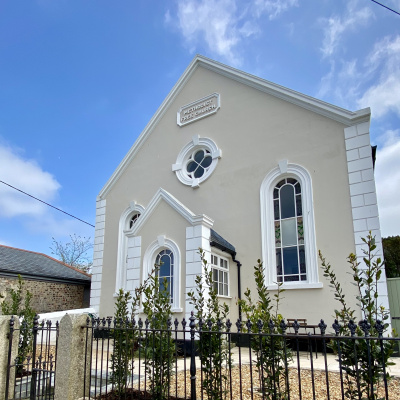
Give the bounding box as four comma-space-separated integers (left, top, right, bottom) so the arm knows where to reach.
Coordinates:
286, 319, 319, 358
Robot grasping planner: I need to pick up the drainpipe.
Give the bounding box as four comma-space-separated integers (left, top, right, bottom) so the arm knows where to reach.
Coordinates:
232, 256, 242, 321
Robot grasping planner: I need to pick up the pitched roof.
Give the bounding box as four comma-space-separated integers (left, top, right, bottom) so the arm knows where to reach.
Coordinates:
0, 245, 91, 284
98, 54, 371, 199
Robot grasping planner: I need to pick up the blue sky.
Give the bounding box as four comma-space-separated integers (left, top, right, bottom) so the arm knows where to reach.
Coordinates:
0, 0, 399, 258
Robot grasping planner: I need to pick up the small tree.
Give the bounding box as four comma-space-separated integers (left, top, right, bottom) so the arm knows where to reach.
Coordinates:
50, 234, 93, 273
141, 265, 174, 400
382, 235, 400, 278
319, 232, 395, 400
1, 275, 36, 375
188, 249, 231, 400
238, 260, 290, 399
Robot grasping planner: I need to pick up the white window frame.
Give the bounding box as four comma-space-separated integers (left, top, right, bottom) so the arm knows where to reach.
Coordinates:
172, 135, 222, 188
210, 253, 230, 297
260, 161, 322, 290
115, 202, 145, 294
142, 236, 182, 312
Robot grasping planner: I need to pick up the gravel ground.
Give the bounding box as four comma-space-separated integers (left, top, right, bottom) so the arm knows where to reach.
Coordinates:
95, 365, 400, 399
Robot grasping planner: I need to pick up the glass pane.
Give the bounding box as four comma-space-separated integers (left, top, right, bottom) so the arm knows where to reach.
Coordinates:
213, 269, 218, 282
160, 277, 171, 294
201, 156, 212, 168
277, 276, 283, 282
283, 247, 299, 275
223, 284, 228, 296
194, 150, 204, 163
224, 271, 228, 284
275, 221, 281, 246
276, 249, 282, 276
280, 184, 295, 219
276, 179, 285, 188
273, 188, 279, 199
159, 254, 170, 276
297, 218, 304, 244
301, 275, 307, 281
284, 275, 300, 282
219, 270, 223, 283
194, 166, 204, 178
274, 199, 280, 220
187, 161, 197, 173
295, 182, 301, 194
299, 246, 306, 273
296, 194, 302, 216
287, 178, 296, 185
281, 218, 297, 247
219, 282, 223, 294
213, 281, 218, 292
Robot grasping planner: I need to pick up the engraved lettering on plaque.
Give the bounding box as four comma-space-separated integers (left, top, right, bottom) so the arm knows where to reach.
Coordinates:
177, 93, 220, 126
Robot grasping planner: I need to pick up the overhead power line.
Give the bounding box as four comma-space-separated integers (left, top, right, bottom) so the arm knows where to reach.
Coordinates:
0, 180, 95, 228
370, 0, 400, 16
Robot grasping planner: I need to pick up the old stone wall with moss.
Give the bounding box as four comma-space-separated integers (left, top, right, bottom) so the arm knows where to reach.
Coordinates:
0, 276, 89, 313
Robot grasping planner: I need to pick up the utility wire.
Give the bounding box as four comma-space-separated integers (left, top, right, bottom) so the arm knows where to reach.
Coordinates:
0, 180, 95, 228
370, 0, 400, 16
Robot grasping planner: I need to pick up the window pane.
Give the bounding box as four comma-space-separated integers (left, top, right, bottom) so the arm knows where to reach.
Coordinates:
274, 199, 280, 220
283, 247, 299, 275
297, 218, 304, 245
294, 181, 301, 194
276, 249, 282, 276
281, 218, 297, 247
213, 281, 218, 292
223, 283, 228, 296
273, 188, 279, 199
287, 178, 297, 185
219, 282, 223, 294
280, 184, 295, 219
187, 161, 197, 173
202, 156, 212, 168
296, 194, 302, 216
213, 269, 218, 282
194, 166, 204, 178
275, 221, 281, 247
284, 275, 300, 282
276, 179, 285, 188
219, 270, 223, 283
159, 254, 170, 277
194, 150, 204, 163
299, 246, 306, 273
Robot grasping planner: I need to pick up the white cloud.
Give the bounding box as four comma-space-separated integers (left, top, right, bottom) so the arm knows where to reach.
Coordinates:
375, 130, 400, 237
0, 143, 61, 218
320, 2, 373, 58
357, 35, 400, 118
167, 0, 297, 66
253, 0, 298, 20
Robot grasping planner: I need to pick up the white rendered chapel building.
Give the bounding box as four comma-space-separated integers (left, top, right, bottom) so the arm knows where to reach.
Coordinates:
90, 55, 389, 324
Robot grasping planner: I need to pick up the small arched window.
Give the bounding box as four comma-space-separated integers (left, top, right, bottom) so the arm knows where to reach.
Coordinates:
274, 178, 306, 282
155, 249, 174, 303
129, 213, 140, 229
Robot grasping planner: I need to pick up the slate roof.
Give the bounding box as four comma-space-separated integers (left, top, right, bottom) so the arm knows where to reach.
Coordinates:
210, 229, 236, 257
0, 245, 91, 284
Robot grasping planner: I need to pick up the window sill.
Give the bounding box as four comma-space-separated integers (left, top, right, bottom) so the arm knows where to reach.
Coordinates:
138, 307, 183, 314
217, 295, 232, 300
267, 282, 323, 290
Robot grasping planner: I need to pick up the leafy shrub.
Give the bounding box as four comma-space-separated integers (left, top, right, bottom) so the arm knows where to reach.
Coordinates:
320, 232, 396, 399
188, 248, 231, 400
238, 259, 290, 399
1, 274, 36, 376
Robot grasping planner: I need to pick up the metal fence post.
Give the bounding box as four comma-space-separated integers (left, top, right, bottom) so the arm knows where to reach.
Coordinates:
30, 315, 39, 400
189, 311, 196, 400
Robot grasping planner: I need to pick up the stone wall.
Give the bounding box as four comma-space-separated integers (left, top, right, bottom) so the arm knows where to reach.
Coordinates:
0, 276, 89, 314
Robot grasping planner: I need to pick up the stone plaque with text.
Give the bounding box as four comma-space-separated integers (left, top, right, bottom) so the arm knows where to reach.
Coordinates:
177, 93, 220, 126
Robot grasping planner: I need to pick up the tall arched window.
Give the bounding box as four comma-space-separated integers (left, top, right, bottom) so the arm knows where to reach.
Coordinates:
155, 249, 174, 303
260, 162, 322, 289
274, 178, 306, 282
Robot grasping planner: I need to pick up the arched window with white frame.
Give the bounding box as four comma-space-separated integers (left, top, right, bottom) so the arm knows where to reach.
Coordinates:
142, 237, 182, 312
115, 203, 144, 294
260, 162, 322, 289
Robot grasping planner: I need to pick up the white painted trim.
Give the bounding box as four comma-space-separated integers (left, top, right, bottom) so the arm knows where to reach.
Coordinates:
98, 55, 370, 199
141, 237, 182, 312
344, 122, 391, 315
129, 188, 214, 236
90, 198, 107, 313
115, 203, 145, 293
260, 163, 320, 288
173, 136, 222, 188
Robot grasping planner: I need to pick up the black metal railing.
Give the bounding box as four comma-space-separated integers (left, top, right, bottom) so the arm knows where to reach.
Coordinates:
5, 315, 59, 400
83, 314, 400, 400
